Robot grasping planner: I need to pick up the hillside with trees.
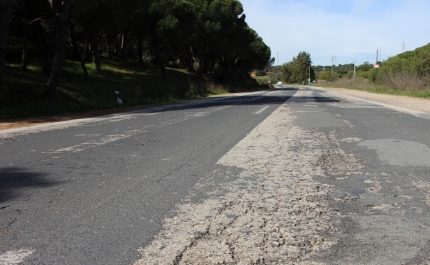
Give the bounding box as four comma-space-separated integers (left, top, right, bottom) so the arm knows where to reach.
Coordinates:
302, 44, 429, 96
0, 0, 273, 119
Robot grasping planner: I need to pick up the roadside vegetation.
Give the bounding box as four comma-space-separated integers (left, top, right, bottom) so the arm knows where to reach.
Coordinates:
314, 43, 430, 98
260, 44, 430, 99
0, 0, 273, 120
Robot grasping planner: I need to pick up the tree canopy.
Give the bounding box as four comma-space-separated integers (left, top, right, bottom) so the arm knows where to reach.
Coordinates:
0, 0, 274, 98
280, 51, 315, 83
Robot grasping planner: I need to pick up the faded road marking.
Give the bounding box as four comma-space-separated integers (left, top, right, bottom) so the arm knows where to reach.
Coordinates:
254, 106, 269, 114
0, 249, 35, 265
48, 129, 149, 153
47, 107, 231, 153
286, 89, 317, 103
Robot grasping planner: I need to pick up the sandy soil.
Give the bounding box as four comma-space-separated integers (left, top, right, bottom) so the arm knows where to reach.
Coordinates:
1, 88, 429, 131
316, 87, 430, 113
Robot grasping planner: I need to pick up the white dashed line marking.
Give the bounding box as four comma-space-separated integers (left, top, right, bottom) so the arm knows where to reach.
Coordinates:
254, 106, 269, 114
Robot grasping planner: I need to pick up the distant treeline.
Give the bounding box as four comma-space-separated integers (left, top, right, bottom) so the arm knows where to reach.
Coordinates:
0, 0, 273, 99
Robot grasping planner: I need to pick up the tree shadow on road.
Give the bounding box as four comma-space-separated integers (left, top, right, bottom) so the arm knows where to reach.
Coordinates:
0, 167, 59, 203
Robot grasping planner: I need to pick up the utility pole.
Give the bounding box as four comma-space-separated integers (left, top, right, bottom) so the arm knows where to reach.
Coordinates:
376, 48, 379, 63
376, 47, 382, 62
353, 60, 356, 79
402, 42, 406, 53
331, 56, 335, 76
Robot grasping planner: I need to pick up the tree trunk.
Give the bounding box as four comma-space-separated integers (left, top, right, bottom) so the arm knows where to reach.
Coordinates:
105, 34, 112, 59
209, 57, 216, 74
136, 34, 143, 63
69, 19, 88, 77
120, 33, 125, 60
37, 20, 48, 50
202, 57, 209, 74
44, 0, 73, 99
84, 33, 91, 61
114, 34, 120, 58
0, 0, 14, 86
21, 18, 29, 72
42, 21, 56, 76
185, 48, 193, 72
151, 35, 166, 78
92, 36, 101, 71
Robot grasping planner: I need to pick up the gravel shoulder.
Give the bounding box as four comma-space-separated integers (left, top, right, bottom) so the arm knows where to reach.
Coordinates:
316, 86, 430, 113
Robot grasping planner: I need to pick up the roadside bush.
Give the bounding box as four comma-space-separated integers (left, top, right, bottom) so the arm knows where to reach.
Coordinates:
255, 69, 266, 76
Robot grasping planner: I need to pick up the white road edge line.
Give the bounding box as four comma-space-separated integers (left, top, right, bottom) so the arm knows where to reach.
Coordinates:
254, 106, 270, 114
0, 91, 268, 136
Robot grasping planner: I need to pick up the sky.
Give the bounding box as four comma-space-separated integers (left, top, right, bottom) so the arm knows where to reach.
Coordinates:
240, 0, 430, 66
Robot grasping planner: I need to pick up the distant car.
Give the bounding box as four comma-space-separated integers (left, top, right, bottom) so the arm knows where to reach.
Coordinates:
277, 81, 282, 87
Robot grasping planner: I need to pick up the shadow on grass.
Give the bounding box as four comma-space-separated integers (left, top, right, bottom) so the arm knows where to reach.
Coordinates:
1, 57, 277, 119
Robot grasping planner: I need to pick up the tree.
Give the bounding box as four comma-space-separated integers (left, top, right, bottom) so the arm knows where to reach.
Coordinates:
44, 0, 73, 99
71, 0, 124, 70
13, 0, 52, 72
281, 51, 314, 83
3, 0, 274, 102
0, 0, 14, 87
318, 71, 334, 81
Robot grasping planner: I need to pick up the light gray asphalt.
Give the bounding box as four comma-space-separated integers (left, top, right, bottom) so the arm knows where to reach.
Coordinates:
294, 87, 430, 264
1, 86, 430, 264
0, 89, 295, 264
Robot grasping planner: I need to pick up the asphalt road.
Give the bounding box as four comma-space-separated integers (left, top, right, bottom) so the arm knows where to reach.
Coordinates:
0, 88, 294, 264
1, 86, 430, 264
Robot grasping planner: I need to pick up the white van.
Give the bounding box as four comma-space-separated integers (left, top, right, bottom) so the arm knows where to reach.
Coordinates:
277, 81, 283, 87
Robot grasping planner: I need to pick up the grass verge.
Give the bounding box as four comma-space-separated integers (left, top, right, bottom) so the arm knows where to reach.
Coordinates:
1, 55, 265, 120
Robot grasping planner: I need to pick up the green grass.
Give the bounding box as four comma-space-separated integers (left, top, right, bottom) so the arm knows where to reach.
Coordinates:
355, 87, 430, 98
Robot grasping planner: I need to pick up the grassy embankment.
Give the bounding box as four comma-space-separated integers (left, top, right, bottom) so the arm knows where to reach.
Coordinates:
315, 78, 430, 98
1, 39, 267, 120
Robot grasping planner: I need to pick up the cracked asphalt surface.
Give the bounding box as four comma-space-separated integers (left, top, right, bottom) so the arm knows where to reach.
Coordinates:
1, 86, 430, 264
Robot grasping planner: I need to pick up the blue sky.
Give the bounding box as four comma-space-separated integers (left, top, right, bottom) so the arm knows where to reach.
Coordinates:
240, 0, 430, 66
